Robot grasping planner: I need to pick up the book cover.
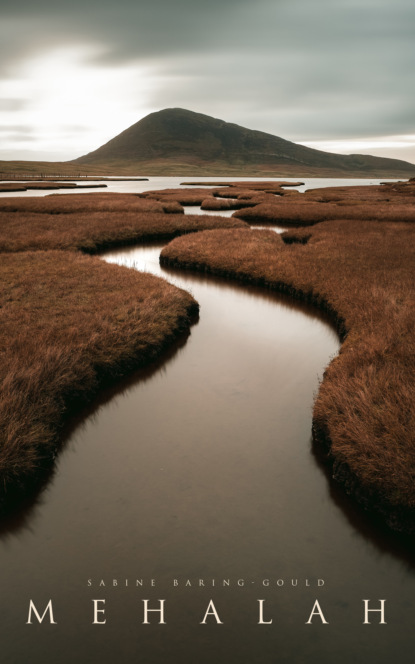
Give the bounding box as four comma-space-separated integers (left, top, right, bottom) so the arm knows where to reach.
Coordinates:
0, 1, 414, 663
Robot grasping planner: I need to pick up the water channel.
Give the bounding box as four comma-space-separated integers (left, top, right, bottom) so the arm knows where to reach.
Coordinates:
0, 178, 414, 663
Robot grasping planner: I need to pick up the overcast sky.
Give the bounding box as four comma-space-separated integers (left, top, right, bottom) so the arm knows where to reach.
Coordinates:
1, 0, 414, 163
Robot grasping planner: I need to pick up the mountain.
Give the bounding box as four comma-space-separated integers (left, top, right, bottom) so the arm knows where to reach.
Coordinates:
72, 108, 415, 177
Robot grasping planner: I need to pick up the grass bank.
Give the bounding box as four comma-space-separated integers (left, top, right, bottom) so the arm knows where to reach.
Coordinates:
0, 194, 247, 253
160, 214, 415, 533
0, 182, 108, 193
0, 211, 247, 253
0, 193, 176, 214
0, 250, 198, 491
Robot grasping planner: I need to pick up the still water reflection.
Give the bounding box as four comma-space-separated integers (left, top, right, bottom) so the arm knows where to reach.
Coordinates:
0, 230, 414, 663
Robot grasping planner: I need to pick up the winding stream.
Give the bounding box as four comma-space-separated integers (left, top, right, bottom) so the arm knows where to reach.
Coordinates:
0, 178, 414, 662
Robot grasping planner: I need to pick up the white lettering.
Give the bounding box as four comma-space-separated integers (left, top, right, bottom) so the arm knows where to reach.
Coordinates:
27, 600, 57, 625
142, 600, 166, 624
306, 600, 328, 624
363, 600, 386, 624
258, 600, 273, 625
92, 599, 106, 624
200, 600, 223, 624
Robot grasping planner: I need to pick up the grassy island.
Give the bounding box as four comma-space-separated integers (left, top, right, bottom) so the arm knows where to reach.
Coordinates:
0, 193, 247, 253
160, 180, 415, 533
0, 181, 108, 192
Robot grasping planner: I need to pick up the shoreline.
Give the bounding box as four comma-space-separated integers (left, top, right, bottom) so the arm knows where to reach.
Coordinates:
0, 250, 200, 499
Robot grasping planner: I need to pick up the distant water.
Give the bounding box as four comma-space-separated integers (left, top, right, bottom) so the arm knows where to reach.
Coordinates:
0, 176, 401, 197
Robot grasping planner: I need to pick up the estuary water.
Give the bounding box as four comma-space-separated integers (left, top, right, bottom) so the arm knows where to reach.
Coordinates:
0, 177, 414, 663
0, 175, 400, 197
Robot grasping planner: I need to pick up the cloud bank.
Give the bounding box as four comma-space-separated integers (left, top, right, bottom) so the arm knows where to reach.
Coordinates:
1, 0, 414, 161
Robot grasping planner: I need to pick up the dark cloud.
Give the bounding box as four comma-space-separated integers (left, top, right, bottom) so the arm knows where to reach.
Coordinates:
0, 0, 250, 68
3, 0, 414, 65
146, 43, 415, 141
1, 0, 414, 145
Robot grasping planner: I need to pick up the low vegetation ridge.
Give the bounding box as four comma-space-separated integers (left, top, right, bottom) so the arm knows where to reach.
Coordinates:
0, 181, 107, 193
0, 193, 244, 498
0, 193, 247, 253
160, 179, 415, 533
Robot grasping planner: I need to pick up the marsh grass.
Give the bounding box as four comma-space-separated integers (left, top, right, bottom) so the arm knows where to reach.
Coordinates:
233, 200, 415, 225
0, 182, 108, 193
0, 193, 166, 214
0, 210, 246, 253
230, 180, 415, 226
140, 188, 217, 206
181, 180, 305, 190
200, 198, 256, 211
0, 251, 198, 489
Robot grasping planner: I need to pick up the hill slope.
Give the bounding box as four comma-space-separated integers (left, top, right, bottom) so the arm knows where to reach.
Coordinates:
72, 108, 415, 177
